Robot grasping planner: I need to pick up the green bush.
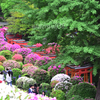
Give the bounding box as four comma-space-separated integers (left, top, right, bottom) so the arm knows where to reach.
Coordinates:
0, 66, 4, 71
69, 95, 84, 100
12, 68, 22, 84
50, 90, 66, 100
16, 76, 36, 90
66, 82, 96, 100
39, 83, 51, 96
18, 62, 23, 70
0, 50, 12, 60
50, 80, 59, 88
32, 69, 50, 85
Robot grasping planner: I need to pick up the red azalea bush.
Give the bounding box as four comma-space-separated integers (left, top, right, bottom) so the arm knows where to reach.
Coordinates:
22, 63, 33, 68
12, 54, 23, 62
0, 55, 6, 63
48, 65, 65, 78
22, 66, 39, 77
3, 60, 21, 69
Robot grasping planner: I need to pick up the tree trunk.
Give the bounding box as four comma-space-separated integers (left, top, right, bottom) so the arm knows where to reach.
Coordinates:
95, 70, 100, 100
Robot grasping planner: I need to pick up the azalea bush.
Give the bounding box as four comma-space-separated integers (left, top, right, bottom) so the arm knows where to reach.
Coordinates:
50, 80, 59, 88
0, 62, 3, 66
0, 44, 11, 51
32, 69, 50, 85
0, 41, 7, 47
16, 76, 36, 90
0, 55, 6, 63
12, 54, 23, 62
69, 76, 83, 85
22, 63, 33, 68
13, 49, 20, 54
0, 50, 12, 59
24, 53, 40, 65
48, 65, 65, 78
10, 44, 21, 52
22, 66, 39, 77
54, 81, 72, 93
51, 74, 70, 82
18, 48, 32, 57
66, 82, 97, 99
35, 56, 51, 67
3, 60, 21, 69
50, 90, 65, 100
0, 66, 4, 71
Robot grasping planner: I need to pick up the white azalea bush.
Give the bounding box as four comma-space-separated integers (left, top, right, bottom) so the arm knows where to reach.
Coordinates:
0, 82, 57, 100
16, 76, 36, 90
54, 81, 72, 94
51, 74, 70, 82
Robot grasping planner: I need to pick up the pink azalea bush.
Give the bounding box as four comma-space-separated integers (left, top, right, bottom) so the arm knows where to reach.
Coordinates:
22, 63, 33, 68
35, 56, 51, 67
18, 48, 32, 57
0, 55, 6, 63
35, 43, 43, 47
24, 53, 40, 65
10, 44, 21, 52
12, 54, 23, 62
0, 41, 8, 47
48, 65, 65, 78
13, 49, 20, 54
3, 60, 21, 69
70, 76, 83, 85
22, 66, 39, 77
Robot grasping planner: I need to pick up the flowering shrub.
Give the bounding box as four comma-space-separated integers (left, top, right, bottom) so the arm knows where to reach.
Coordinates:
18, 48, 32, 57
0, 55, 6, 63
51, 74, 70, 82
12, 54, 23, 62
0, 62, 3, 66
13, 49, 20, 54
50, 90, 65, 100
0, 41, 7, 47
10, 44, 21, 52
36, 43, 43, 47
24, 53, 40, 65
48, 65, 65, 78
0, 44, 12, 51
16, 76, 36, 90
35, 56, 51, 67
22, 66, 39, 77
54, 81, 72, 93
32, 69, 50, 85
66, 82, 97, 99
0, 66, 4, 71
69, 76, 83, 85
22, 63, 33, 68
50, 80, 59, 88
3, 60, 21, 69
0, 50, 12, 59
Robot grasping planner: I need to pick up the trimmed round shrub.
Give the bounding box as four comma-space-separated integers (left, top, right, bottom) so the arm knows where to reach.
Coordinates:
24, 53, 40, 65
0, 50, 12, 59
22, 66, 39, 77
39, 83, 51, 96
12, 68, 22, 84
18, 48, 32, 58
10, 44, 21, 52
51, 74, 70, 82
32, 69, 50, 85
16, 76, 36, 90
13, 49, 20, 55
0, 66, 4, 71
22, 63, 33, 68
48, 65, 65, 78
0, 55, 6, 63
50, 80, 59, 88
0, 62, 3, 66
66, 82, 97, 100
54, 81, 72, 93
69, 95, 84, 100
3, 60, 21, 69
50, 90, 66, 100
12, 54, 23, 62
0, 44, 12, 51
69, 76, 83, 85
35, 56, 51, 67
